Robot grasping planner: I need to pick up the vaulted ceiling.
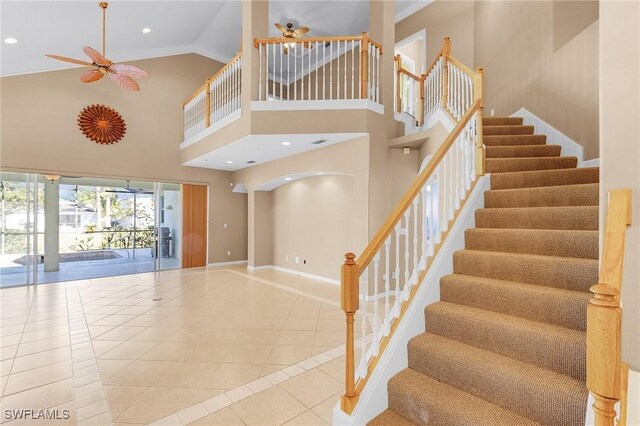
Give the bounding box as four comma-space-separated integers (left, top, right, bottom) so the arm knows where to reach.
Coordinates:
0, 0, 429, 76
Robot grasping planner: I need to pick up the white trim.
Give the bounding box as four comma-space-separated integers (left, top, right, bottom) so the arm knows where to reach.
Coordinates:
396, 1, 434, 22
510, 107, 584, 165
246, 265, 273, 271
251, 100, 384, 115
180, 109, 242, 150
244, 264, 339, 285
580, 158, 600, 168
208, 260, 248, 267
332, 176, 490, 426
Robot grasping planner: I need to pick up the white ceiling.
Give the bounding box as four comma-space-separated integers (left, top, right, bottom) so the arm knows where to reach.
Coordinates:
1, 0, 430, 76
183, 132, 366, 171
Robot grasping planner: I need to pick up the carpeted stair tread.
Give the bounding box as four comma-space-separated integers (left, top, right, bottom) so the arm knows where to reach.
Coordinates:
484, 183, 599, 208
408, 333, 588, 426
486, 156, 578, 173
490, 167, 599, 189
486, 144, 561, 158
425, 301, 585, 379
475, 206, 598, 230
452, 249, 598, 291
483, 125, 534, 135
440, 274, 590, 330
464, 228, 598, 259
483, 134, 547, 146
482, 116, 524, 126
386, 368, 540, 426
368, 409, 415, 426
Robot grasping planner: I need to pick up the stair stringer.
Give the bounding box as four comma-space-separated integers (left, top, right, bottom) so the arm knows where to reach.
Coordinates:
332, 175, 491, 426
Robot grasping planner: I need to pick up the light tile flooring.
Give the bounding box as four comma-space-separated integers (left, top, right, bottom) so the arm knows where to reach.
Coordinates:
0, 266, 352, 425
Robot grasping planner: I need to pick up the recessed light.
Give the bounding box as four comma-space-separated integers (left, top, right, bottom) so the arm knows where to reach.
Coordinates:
284, 177, 292, 181
226, 160, 233, 164
4, 37, 18, 44
281, 141, 291, 146
142, 28, 151, 34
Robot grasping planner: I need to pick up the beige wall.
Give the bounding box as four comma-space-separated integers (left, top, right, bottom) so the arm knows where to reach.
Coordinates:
396, 1, 475, 67
272, 175, 354, 280
599, 0, 640, 370
474, 1, 599, 160
0, 53, 248, 263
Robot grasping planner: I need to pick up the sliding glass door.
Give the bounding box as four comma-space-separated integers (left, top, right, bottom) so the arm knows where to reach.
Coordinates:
0, 172, 183, 287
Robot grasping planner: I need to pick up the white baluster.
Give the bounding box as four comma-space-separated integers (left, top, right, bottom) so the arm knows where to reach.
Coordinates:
448, 150, 455, 220
337, 40, 341, 100
259, 44, 263, 101
440, 158, 448, 232
351, 40, 355, 99
323, 42, 326, 100
294, 44, 297, 100
330, 42, 333, 100
372, 253, 380, 356
421, 187, 428, 270
403, 211, 411, 301
315, 41, 319, 101
360, 271, 367, 378
393, 223, 401, 319
383, 237, 391, 336
344, 40, 348, 99
412, 197, 419, 285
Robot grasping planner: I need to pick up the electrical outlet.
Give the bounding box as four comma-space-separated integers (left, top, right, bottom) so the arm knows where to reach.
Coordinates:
303, 259, 307, 264
491, 108, 495, 116
223, 223, 228, 228
227, 251, 231, 256
295, 256, 300, 264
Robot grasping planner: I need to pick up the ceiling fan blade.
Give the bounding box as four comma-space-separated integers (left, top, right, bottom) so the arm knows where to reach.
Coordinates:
109, 71, 140, 91
275, 23, 287, 33
294, 27, 309, 36
83, 46, 111, 66
45, 54, 92, 66
110, 63, 149, 78
80, 69, 104, 83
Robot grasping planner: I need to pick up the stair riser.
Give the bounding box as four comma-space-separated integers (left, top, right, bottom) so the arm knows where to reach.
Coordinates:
464, 229, 599, 259
490, 168, 599, 190
484, 184, 599, 208
453, 250, 598, 291
483, 135, 547, 146
486, 145, 561, 158
475, 207, 599, 231
425, 304, 586, 380
486, 157, 577, 173
440, 275, 589, 330
483, 125, 534, 135
408, 335, 588, 426
482, 117, 524, 126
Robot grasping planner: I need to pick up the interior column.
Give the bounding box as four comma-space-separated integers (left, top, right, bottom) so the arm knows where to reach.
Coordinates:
44, 178, 59, 272
247, 190, 273, 269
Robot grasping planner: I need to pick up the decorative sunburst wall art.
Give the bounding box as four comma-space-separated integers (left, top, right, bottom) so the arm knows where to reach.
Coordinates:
77, 104, 126, 145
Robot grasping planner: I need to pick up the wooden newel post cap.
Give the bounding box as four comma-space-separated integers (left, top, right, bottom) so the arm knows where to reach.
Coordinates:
344, 253, 356, 265
589, 283, 620, 307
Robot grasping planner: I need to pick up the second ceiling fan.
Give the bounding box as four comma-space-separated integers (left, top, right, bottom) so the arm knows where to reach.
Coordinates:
274, 22, 310, 54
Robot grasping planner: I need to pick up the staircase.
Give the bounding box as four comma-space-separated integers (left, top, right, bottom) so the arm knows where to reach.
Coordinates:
369, 116, 599, 425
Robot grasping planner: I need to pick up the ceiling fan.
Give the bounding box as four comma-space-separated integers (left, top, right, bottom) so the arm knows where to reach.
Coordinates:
45, 2, 149, 92
274, 22, 310, 54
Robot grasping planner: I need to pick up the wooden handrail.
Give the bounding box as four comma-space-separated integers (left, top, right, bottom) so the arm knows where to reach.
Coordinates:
447, 54, 475, 78
355, 100, 481, 271
586, 188, 632, 426
181, 53, 242, 108
426, 49, 443, 77
254, 34, 381, 49
398, 67, 422, 82
181, 81, 208, 108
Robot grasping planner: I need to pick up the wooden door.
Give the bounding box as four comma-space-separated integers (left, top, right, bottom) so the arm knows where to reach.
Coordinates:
182, 184, 208, 268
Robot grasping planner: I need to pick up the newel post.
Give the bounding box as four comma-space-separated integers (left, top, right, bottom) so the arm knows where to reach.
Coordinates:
341, 252, 360, 414
418, 73, 426, 126
361, 32, 369, 100
441, 37, 452, 109
587, 283, 621, 426
395, 55, 402, 113
474, 67, 485, 176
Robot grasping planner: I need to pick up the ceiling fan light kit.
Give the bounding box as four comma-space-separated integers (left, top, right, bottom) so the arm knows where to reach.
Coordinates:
45, 2, 149, 91
274, 22, 310, 54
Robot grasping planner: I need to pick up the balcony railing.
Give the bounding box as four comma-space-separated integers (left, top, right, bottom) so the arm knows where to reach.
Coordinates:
182, 53, 242, 141
253, 32, 383, 103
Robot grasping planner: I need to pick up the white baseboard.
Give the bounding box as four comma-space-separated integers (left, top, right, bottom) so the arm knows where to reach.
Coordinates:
208, 260, 247, 267
332, 175, 490, 425
245, 264, 340, 285
511, 108, 584, 165
580, 158, 599, 168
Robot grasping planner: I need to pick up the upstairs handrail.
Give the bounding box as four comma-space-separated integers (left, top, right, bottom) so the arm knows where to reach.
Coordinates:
182, 53, 242, 140
254, 32, 383, 103
395, 37, 481, 126
587, 188, 632, 426
341, 42, 484, 413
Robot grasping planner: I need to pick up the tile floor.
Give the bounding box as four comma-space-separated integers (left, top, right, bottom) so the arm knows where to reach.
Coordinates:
0, 266, 354, 425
